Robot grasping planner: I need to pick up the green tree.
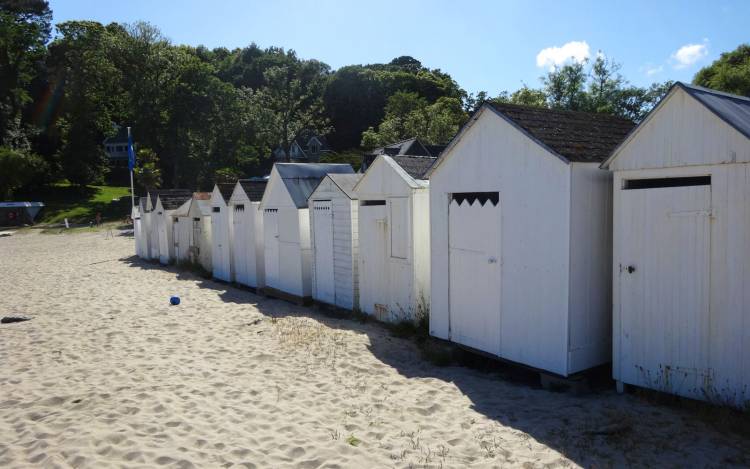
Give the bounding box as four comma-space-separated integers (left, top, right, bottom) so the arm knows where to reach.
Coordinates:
47, 21, 123, 186
252, 61, 331, 160
133, 147, 162, 190
694, 43, 750, 97
362, 92, 467, 147
0, 0, 51, 148
0, 146, 45, 198
543, 61, 588, 111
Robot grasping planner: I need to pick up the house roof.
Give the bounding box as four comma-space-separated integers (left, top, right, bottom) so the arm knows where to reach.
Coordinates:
486, 102, 635, 163
366, 137, 431, 157
193, 192, 211, 200
103, 126, 129, 145
327, 173, 363, 199
391, 155, 437, 180
238, 179, 267, 202
677, 82, 750, 140
275, 163, 355, 208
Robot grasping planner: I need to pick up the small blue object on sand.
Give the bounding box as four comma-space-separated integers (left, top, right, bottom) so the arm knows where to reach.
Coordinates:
170, 296, 180, 306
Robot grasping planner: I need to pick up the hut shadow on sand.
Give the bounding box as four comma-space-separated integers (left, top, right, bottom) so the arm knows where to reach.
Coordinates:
120, 255, 750, 467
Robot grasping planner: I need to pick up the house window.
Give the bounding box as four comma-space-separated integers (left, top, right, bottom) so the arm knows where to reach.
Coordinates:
234, 204, 245, 212
310, 142, 319, 154
212, 207, 220, 213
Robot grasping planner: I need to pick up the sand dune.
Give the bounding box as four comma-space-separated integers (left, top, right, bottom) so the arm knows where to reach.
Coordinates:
0, 230, 748, 468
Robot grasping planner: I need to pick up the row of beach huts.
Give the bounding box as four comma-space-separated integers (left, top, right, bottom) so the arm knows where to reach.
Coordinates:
133, 83, 750, 407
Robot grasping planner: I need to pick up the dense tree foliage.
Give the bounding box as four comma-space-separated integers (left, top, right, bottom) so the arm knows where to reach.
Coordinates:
0, 0, 51, 148
361, 92, 466, 148
694, 44, 750, 97
1, 3, 733, 198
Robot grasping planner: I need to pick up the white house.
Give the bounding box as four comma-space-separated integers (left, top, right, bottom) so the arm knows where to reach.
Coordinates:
428, 102, 634, 377
353, 155, 434, 323
229, 179, 267, 290
172, 193, 213, 272
601, 82, 750, 406
308, 173, 363, 309
153, 191, 192, 265
259, 163, 354, 302
210, 183, 236, 282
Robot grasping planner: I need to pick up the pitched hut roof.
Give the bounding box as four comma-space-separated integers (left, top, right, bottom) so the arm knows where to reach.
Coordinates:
485, 102, 635, 163
391, 156, 437, 180
238, 179, 267, 202
274, 163, 354, 208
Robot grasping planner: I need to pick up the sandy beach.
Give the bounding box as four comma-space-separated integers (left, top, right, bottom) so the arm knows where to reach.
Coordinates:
0, 229, 748, 468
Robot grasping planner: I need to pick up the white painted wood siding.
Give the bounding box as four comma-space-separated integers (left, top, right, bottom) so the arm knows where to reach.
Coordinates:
355, 156, 430, 322
429, 109, 574, 376
567, 163, 613, 373
309, 177, 359, 310
608, 87, 750, 172
612, 163, 750, 406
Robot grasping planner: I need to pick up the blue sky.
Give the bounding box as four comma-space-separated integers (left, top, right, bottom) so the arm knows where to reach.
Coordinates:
49, 0, 748, 96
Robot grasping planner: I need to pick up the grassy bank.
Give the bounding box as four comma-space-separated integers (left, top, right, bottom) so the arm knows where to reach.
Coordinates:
16, 183, 132, 225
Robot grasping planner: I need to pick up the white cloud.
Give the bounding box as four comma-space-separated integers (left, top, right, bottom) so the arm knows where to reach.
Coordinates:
536, 41, 591, 70
644, 64, 664, 76
671, 41, 708, 69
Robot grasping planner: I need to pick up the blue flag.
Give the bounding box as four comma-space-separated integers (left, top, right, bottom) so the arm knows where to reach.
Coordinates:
127, 127, 136, 171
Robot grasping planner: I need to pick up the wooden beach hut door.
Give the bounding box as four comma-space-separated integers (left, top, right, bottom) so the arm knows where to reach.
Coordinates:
313, 200, 336, 304
448, 193, 502, 355
212, 207, 230, 281
232, 205, 248, 284
359, 203, 388, 317
264, 209, 280, 287
617, 180, 711, 395
172, 218, 181, 260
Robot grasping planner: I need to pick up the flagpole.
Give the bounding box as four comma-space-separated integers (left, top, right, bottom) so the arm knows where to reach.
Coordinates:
128, 126, 135, 208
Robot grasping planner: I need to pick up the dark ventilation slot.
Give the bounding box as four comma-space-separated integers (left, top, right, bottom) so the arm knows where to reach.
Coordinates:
174, 218, 179, 223
234, 204, 245, 212
623, 176, 711, 190
264, 208, 278, 213
212, 207, 220, 213
451, 192, 499, 206
193, 217, 201, 222
314, 205, 331, 211
362, 200, 386, 206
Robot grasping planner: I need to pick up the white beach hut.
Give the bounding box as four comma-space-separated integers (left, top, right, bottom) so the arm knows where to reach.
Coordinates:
601, 83, 750, 405
308, 173, 363, 309
132, 204, 147, 258
229, 179, 267, 290
428, 102, 633, 377
259, 163, 354, 302
137, 196, 152, 259
210, 183, 236, 282
153, 191, 192, 265
172, 193, 213, 271
353, 155, 434, 322
145, 191, 162, 261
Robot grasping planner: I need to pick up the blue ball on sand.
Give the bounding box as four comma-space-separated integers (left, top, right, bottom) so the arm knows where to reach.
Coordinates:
170, 296, 180, 306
